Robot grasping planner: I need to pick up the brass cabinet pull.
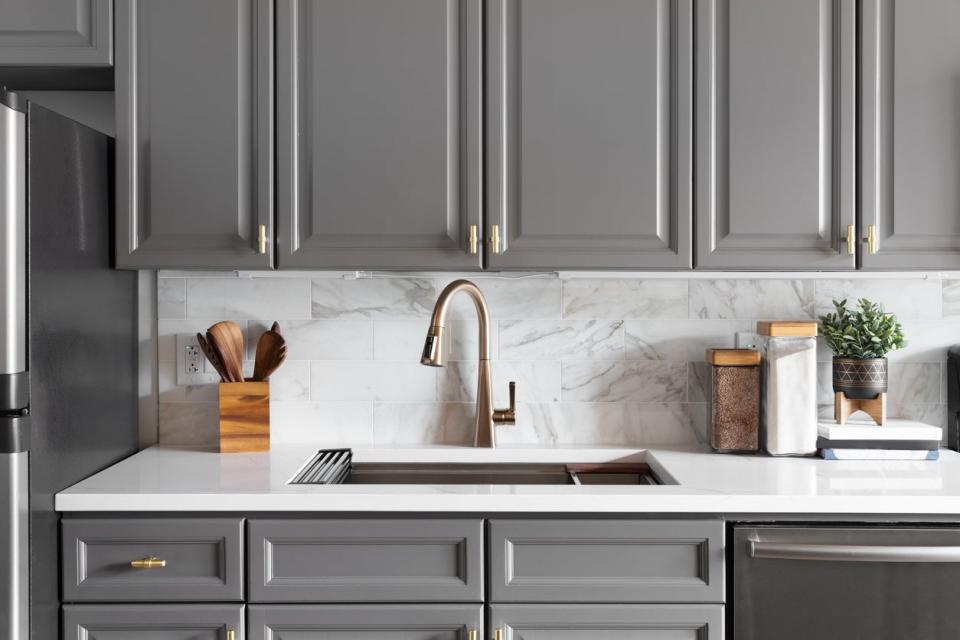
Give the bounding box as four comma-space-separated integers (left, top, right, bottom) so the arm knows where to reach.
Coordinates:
226, 630, 236, 640
257, 224, 267, 254
490, 224, 501, 254
468, 224, 478, 255
494, 629, 504, 640
130, 556, 166, 569
865, 224, 878, 255
467, 630, 477, 640
844, 223, 856, 255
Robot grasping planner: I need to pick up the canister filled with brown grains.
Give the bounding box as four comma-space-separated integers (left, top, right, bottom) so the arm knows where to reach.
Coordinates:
706, 349, 761, 453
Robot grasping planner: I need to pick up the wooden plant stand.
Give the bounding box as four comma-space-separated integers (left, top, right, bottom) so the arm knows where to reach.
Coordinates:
834, 391, 887, 426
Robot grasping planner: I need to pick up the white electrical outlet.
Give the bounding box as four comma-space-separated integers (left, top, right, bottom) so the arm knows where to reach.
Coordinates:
175, 334, 221, 386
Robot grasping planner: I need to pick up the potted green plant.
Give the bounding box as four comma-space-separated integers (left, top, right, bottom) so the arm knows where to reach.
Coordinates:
818, 298, 905, 399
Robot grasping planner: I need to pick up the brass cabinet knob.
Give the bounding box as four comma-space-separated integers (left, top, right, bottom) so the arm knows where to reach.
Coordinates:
130, 556, 166, 569
490, 224, 501, 254
494, 629, 504, 640
864, 223, 878, 255
257, 224, 268, 254
226, 630, 236, 640
844, 223, 856, 255
468, 224, 479, 255
467, 630, 477, 640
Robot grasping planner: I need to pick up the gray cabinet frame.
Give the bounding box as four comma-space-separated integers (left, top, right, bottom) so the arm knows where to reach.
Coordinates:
63, 604, 244, 640
276, 0, 483, 270
695, 0, 856, 270
115, 0, 274, 269
485, 0, 693, 270
490, 604, 723, 639
248, 604, 483, 640
0, 0, 112, 66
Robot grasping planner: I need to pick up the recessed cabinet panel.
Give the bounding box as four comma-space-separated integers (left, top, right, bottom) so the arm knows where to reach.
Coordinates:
277, 0, 482, 269
115, 0, 274, 269
63, 605, 243, 640
696, 0, 855, 269
491, 604, 724, 640
0, 0, 112, 66
248, 605, 483, 640
489, 519, 724, 603
486, 0, 692, 269
860, 0, 960, 269
248, 519, 484, 602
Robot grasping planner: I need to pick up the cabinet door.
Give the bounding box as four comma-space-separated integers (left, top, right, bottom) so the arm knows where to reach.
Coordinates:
860, 0, 960, 269
0, 0, 112, 66
486, 0, 692, 270
277, 0, 482, 270
115, 0, 273, 269
63, 604, 243, 640
696, 0, 856, 270
490, 604, 723, 640
248, 605, 482, 640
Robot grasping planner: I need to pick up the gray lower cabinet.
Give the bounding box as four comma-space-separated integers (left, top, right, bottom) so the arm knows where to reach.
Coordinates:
485, 0, 693, 270
276, 0, 482, 270
695, 0, 856, 270
115, 0, 274, 269
860, 0, 960, 269
489, 519, 724, 603
248, 605, 483, 640
62, 517, 244, 602
248, 518, 484, 602
63, 604, 243, 640
0, 0, 112, 66
490, 604, 723, 640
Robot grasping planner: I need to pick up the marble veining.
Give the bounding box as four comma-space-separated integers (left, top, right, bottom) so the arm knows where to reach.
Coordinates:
500, 319, 625, 360
561, 361, 687, 403
312, 278, 435, 319
690, 279, 815, 319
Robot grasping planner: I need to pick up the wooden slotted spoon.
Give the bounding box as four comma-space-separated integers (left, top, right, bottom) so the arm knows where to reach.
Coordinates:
207, 321, 245, 383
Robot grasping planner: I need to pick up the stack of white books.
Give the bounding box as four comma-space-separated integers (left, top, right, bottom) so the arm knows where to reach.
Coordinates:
817, 418, 942, 460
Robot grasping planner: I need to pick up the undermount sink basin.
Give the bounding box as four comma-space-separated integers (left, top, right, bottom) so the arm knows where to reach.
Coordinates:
289, 451, 663, 486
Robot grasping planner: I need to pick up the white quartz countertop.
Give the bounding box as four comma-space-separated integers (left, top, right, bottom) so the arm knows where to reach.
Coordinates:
55, 444, 960, 514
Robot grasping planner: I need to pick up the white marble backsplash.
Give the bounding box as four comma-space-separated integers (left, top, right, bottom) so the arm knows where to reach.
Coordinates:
156, 273, 955, 447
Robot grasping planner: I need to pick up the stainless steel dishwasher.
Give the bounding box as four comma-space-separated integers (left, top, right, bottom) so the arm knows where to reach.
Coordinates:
734, 525, 960, 639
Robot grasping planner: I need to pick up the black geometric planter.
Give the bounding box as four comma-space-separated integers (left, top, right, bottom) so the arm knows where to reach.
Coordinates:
832, 357, 888, 400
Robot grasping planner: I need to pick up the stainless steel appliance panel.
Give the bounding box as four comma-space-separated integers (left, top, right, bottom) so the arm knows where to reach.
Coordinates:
0, 452, 28, 640
734, 525, 960, 639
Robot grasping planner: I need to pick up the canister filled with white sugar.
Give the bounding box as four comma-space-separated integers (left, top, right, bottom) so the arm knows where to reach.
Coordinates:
757, 321, 819, 456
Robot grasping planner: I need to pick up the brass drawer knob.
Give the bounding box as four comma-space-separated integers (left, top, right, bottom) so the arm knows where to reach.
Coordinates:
257, 224, 267, 255
226, 630, 236, 640
130, 556, 166, 569
494, 629, 504, 640
467, 631, 477, 640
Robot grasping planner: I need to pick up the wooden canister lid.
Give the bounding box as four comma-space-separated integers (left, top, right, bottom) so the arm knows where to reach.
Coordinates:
706, 348, 761, 366
756, 320, 818, 337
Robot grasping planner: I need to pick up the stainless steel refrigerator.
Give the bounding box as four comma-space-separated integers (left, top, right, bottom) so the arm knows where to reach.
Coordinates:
0, 89, 138, 640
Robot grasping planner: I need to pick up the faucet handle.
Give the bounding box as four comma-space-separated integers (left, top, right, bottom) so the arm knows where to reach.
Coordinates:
493, 381, 517, 424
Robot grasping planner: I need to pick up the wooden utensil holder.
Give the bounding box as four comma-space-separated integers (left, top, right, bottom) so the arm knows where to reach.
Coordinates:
218, 381, 270, 453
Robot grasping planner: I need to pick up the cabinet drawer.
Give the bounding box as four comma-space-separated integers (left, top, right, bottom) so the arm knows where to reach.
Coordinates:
63, 604, 244, 640
248, 604, 483, 640
248, 518, 483, 602
62, 518, 244, 602
490, 604, 723, 640
489, 519, 724, 603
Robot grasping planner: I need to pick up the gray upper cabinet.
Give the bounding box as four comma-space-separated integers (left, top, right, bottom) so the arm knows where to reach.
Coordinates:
0, 0, 112, 66
276, 0, 482, 270
486, 0, 693, 270
490, 604, 724, 640
63, 605, 243, 640
860, 0, 960, 269
695, 0, 856, 270
248, 605, 483, 640
115, 0, 274, 269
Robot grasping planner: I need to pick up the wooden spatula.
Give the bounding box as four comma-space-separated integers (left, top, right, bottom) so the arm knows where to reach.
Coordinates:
207, 321, 245, 383
253, 330, 287, 381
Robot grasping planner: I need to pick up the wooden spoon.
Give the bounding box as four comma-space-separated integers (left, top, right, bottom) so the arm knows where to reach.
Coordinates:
253, 330, 287, 381
270, 321, 281, 335
207, 321, 245, 383
196, 332, 230, 382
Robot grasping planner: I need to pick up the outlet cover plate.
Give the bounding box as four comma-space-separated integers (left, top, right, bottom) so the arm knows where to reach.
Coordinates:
175, 333, 222, 386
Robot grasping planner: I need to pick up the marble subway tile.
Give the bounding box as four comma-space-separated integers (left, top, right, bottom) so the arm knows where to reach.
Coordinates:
310, 361, 436, 402
186, 278, 311, 319
624, 319, 750, 361
688, 361, 713, 404
438, 361, 561, 404
269, 402, 374, 444
280, 320, 373, 360
158, 278, 186, 319
269, 360, 311, 402
158, 403, 219, 446
561, 361, 686, 403
312, 278, 436, 319
500, 319, 624, 360
562, 279, 688, 319
373, 320, 428, 360
373, 403, 474, 445
816, 279, 942, 321
442, 276, 562, 320
887, 363, 941, 411
690, 280, 815, 319
943, 279, 960, 319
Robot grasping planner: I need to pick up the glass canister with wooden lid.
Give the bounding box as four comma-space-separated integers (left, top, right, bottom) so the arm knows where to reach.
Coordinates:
756, 321, 819, 456
706, 348, 761, 453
